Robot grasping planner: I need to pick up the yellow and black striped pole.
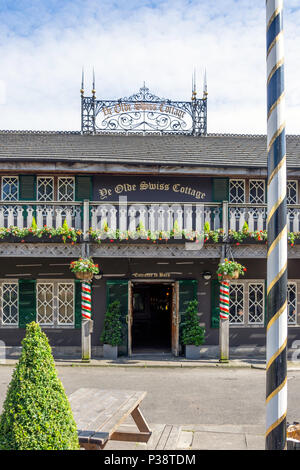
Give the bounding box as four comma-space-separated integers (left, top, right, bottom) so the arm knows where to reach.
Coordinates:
265, 0, 287, 450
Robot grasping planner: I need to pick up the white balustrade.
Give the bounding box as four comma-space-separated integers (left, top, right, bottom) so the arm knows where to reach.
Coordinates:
4, 202, 300, 236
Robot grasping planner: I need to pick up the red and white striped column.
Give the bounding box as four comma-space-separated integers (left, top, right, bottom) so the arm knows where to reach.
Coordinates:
81, 282, 92, 320
220, 281, 230, 320
81, 281, 92, 362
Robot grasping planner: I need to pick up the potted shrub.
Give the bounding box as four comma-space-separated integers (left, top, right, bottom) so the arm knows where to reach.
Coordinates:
216, 258, 247, 281
181, 300, 205, 360
70, 257, 99, 281
100, 300, 122, 359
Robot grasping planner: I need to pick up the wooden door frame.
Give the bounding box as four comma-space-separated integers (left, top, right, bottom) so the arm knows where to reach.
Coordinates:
128, 279, 179, 357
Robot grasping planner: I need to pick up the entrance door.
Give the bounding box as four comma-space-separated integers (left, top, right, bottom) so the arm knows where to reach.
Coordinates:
130, 282, 174, 354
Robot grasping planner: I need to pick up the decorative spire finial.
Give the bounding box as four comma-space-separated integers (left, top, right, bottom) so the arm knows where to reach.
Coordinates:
203, 69, 208, 98
80, 67, 84, 95
92, 68, 96, 97
191, 68, 197, 101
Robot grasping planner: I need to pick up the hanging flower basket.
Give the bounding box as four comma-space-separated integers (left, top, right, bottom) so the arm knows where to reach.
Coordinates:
70, 258, 99, 281
216, 259, 247, 281
74, 271, 94, 281
222, 270, 240, 280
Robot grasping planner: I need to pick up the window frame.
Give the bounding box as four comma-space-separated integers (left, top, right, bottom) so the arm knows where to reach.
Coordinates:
1, 176, 19, 201
288, 280, 298, 326
229, 179, 246, 204
229, 281, 245, 325
0, 279, 19, 327
57, 176, 75, 202
229, 280, 265, 327
287, 180, 298, 205
37, 176, 54, 202
36, 280, 75, 328
249, 179, 266, 204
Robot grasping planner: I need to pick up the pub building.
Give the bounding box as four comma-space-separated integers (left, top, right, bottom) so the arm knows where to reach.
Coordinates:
0, 80, 299, 360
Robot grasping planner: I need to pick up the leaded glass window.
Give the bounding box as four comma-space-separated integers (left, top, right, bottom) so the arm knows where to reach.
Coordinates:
0, 282, 18, 325
37, 283, 54, 325
248, 283, 264, 325
37, 177, 54, 202
36, 281, 75, 327
58, 283, 74, 325
229, 179, 245, 203
58, 177, 75, 202
288, 282, 297, 325
249, 180, 265, 204
1, 177, 18, 201
229, 283, 244, 324
287, 181, 298, 205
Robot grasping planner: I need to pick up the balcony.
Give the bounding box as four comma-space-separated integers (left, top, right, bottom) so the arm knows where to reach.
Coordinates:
0, 201, 298, 243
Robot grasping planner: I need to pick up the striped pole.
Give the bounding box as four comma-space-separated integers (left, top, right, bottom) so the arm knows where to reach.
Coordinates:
266, 0, 287, 450
220, 281, 230, 320
81, 281, 92, 319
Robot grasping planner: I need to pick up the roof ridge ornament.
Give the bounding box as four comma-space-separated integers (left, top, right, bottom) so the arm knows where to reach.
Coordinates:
81, 80, 207, 136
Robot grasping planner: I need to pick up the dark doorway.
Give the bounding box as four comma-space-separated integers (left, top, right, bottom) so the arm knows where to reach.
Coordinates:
132, 283, 172, 353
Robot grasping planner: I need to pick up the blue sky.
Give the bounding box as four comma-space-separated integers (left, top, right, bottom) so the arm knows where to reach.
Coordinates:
0, 0, 299, 133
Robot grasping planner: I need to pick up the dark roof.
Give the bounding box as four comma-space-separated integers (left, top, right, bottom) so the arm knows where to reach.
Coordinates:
0, 131, 299, 168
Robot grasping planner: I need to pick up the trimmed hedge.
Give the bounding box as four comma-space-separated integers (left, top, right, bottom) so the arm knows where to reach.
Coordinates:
0, 322, 80, 450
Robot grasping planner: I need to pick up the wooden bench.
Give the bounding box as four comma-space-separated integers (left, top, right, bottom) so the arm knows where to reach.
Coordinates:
69, 388, 152, 450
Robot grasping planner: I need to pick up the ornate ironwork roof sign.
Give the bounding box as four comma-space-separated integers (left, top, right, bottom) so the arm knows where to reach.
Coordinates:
81, 83, 207, 136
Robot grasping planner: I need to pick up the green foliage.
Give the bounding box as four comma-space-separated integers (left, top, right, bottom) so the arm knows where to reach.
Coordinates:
242, 221, 249, 232
204, 221, 210, 232
62, 219, 69, 230
181, 300, 205, 346
102, 219, 109, 232
100, 301, 123, 347
0, 322, 80, 450
173, 219, 180, 232
136, 221, 145, 231
31, 216, 38, 230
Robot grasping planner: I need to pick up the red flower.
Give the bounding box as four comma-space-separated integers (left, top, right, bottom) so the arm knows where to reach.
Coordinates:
243, 268, 247, 272
236, 242, 240, 245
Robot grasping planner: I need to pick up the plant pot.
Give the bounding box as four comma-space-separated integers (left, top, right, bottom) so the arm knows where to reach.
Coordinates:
222, 270, 239, 280
185, 345, 201, 360
75, 272, 94, 281
103, 344, 118, 360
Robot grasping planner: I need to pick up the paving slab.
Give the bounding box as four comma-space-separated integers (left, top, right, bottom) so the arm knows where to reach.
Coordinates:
177, 430, 194, 449
192, 431, 247, 450
245, 434, 265, 450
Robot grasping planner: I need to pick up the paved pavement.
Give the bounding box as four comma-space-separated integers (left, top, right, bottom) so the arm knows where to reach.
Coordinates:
1, 360, 299, 450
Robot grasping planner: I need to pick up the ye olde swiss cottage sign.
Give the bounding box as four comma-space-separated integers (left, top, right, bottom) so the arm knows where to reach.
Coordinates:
95, 176, 208, 202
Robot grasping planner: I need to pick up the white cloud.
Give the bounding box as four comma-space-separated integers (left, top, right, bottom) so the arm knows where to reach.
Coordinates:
0, 0, 299, 134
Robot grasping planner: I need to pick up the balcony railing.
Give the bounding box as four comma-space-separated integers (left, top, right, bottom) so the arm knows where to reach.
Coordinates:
0, 201, 299, 238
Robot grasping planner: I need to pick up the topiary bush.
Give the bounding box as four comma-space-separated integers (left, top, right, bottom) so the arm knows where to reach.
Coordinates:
0, 322, 80, 450
181, 300, 205, 346
100, 300, 123, 346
